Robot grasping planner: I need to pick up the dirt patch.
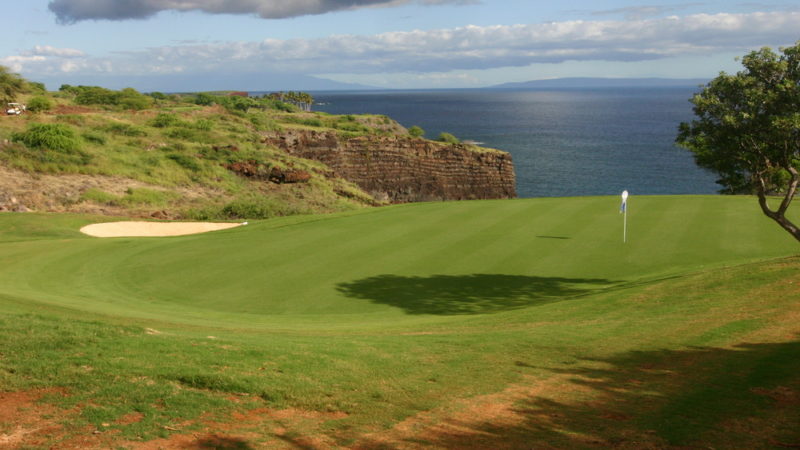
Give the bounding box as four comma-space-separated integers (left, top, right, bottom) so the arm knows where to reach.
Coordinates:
49, 105, 95, 115
125, 406, 346, 449
80, 221, 244, 237
0, 389, 71, 448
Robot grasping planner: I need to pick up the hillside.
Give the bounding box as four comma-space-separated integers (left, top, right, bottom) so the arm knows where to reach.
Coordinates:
0, 83, 515, 219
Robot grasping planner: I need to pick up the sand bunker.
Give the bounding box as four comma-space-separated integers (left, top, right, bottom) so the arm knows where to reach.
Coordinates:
80, 221, 244, 237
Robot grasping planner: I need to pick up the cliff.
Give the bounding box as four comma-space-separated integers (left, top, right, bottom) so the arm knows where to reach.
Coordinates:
264, 130, 516, 203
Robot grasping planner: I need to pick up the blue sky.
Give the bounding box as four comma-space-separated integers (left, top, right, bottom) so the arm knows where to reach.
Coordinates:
2, 0, 799, 91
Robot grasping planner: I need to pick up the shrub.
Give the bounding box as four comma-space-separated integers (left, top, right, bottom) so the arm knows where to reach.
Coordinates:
164, 127, 199, 140
194, 93, 216, 106
438, 132, 460, 144
12, 123, 81, 152
408, 126, 425, 138
27, 96, 53, 113
73, 86, 152, 110
149, 113, 180, 128
248, 114, 281, 132
116, 88, 153, 110
7, 123, 92, 168
193, 119, 214, 131
187, 195, 309, 220
74, 86, 117, 106
104, 123, 147, 137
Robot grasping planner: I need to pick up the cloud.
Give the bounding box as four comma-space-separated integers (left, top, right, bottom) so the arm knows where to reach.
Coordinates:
27, 45, 86, 58
48, 0, 475, 23
591, 3, 704, 20
11, 12, 800, 81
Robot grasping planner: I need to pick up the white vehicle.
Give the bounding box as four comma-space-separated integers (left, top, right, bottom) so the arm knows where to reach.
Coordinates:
6, 103, 26, 115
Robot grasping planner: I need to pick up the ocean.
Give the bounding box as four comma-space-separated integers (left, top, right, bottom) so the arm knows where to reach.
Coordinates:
311, 88, 720, 198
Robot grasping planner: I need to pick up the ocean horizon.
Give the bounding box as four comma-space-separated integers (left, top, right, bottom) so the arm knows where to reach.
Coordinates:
303, 87, 720, 198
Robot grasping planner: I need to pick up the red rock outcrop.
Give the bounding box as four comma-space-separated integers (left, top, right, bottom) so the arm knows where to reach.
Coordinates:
264, 130, 516, 203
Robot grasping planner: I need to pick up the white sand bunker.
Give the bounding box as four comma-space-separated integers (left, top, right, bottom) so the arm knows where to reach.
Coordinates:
80, 221, 244, 237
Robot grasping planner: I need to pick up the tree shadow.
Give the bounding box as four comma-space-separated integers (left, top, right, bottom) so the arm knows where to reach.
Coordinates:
336, 274, 614, 315
189, 434, 254, 449
360, 340, 800, 448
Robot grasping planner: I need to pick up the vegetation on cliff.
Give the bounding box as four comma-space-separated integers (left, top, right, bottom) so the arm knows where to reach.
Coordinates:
0, 71, 503, 218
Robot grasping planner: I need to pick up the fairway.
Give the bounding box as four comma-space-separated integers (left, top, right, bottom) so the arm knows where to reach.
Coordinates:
1, 195, 799, 448
0, 195, 793, 328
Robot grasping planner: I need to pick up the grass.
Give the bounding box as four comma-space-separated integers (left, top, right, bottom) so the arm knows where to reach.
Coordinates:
0, 94, 385, 218
1, 195, 799, 447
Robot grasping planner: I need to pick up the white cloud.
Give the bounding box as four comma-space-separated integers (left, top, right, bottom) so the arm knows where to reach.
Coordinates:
10, 12, 800, 81
28, 45, 86, 58
48, 0, 474, 23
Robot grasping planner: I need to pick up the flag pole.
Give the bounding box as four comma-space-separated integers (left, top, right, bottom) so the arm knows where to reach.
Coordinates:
621, 190, 629, 243
624, 204, 627, 243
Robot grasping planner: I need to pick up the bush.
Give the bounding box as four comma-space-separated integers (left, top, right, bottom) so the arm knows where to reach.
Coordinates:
164, 127, 200, 140
72, 86, 152, 110
104, 123, 147, 137
7, 123, 92, 168
438, 132, 460, 144
187, 195, 309, 220
193, 119, 214, 131
149, 113, 180, 128
408, 126, 425, 138
12, 123, 81, 152
116, 88, 153, 110
73, 86, 117, 106
194, 93, 216, 106
27, 96, 53, 113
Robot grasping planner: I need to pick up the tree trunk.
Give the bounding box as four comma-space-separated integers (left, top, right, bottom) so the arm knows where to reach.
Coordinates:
756, 169, 800, 242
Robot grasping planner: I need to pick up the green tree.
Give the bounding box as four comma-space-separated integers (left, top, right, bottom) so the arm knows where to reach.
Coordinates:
438, 132, 460, 144
408, 126, 425, 138
27, 96, 53, 113
677, 42, 800, 242
0, 66, 27, 104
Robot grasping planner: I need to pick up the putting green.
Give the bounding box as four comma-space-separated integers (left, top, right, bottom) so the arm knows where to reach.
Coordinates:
0, 196, 795, 330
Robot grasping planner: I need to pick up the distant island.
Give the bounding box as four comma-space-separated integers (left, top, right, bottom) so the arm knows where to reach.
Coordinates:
489, 77, 709, 89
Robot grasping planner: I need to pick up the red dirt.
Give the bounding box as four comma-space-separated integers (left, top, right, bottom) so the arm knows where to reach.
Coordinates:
0, 389, 72, 448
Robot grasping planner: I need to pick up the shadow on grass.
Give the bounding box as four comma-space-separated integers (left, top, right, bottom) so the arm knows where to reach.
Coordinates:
336, 274, 613, 315
362, 340, 800, 448
193, 434, 254, 449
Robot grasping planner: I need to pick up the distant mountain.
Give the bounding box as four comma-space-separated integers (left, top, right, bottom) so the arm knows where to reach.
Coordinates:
36, 73, 377, 93
490, 77, 709, 89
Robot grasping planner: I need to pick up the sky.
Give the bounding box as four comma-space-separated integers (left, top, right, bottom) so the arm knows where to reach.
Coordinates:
1, 0, 799, 91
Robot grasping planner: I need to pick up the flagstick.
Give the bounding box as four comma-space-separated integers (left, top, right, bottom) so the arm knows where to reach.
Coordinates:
621, 190, 629, 244
623, 205, 627, 243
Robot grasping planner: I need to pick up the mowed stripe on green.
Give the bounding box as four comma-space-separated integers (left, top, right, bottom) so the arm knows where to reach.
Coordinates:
0, 195, 796, 329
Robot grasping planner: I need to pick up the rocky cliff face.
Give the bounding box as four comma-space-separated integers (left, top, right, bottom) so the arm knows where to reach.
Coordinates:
264, 130, 516, 203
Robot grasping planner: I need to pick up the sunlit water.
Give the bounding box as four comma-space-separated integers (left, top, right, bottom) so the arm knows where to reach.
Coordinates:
311, 88, 720, 198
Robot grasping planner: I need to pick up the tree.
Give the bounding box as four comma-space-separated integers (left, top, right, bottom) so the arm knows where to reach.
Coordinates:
408, 125, 425, 138
438, 132, 460, 144
0, 65, 27, 104
677, 42, 800, 242
27, 96, 53, 113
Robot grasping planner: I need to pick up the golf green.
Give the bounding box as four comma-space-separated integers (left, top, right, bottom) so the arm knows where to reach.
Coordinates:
0, 195, 794, 329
